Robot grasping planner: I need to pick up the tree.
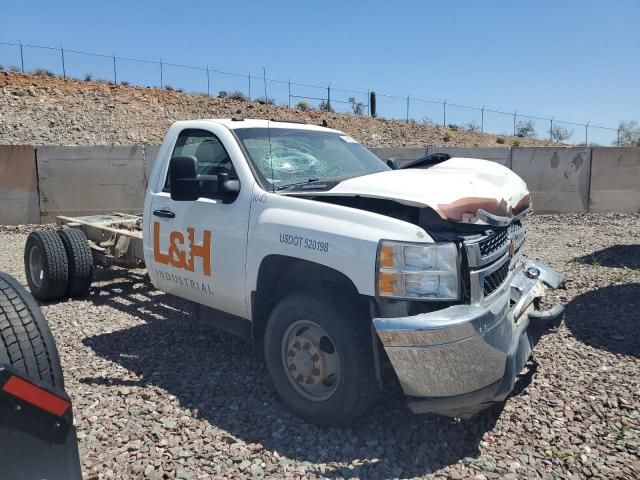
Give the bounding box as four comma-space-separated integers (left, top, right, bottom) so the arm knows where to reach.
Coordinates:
516, 120, 536, 138
550, 125, 572, 143
464, 121, 480, 132
616, 120, 640, 146
351, 102, 365, 115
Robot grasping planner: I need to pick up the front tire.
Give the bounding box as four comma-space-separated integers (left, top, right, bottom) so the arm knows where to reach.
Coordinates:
264, 291, 377, 426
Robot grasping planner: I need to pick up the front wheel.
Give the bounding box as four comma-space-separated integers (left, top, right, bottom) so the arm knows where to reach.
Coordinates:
264, 292, 377, 426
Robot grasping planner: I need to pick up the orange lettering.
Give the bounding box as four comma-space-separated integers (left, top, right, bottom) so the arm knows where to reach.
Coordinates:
153, 221, 212, 276
153, 221, 172, 266
187, 227, 212, 277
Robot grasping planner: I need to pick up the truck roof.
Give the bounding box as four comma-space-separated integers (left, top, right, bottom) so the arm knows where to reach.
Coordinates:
174, 118, 344, 134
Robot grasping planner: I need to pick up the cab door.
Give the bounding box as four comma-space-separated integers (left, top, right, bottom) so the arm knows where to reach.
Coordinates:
147, 126, 250, 318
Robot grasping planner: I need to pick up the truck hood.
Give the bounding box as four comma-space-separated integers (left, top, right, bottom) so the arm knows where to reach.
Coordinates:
294, 158, 531, 224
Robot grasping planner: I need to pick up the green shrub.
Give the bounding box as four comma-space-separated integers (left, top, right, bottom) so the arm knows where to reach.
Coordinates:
496, 137, 505, 144
120, 80, 130, 86
318, 100, 334, 112
448, 124, 460, 131
443, 134, 451, 142
33, 68, 55, 77
9, 65, 21, 72
229, 90, 248, 101
512, 140, 521, 147
255, 96, 275, 105
84, 73, 93, 81
218, 90, 228, 98
296, 100, 311, 111
165, 85, 175, 91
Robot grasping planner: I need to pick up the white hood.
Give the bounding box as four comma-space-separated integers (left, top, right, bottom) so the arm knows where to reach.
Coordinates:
298, 158, 531, 224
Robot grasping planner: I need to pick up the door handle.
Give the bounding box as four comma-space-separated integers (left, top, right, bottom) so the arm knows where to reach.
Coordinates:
153, 209, 175, 218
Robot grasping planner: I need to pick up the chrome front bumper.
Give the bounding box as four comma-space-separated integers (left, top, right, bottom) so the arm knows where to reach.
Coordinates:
373, 257, 564, 417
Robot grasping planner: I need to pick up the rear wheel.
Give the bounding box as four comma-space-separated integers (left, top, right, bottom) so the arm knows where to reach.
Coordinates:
0, 272, 64, 387
57, 228, 93, 297
264, 291, 377, 426
24, 231, 69, 302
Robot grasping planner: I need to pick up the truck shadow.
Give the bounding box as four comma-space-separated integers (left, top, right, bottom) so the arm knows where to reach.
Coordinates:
574, 244, 640, 270
80, 268, 524, 477
564, 283, 640, 358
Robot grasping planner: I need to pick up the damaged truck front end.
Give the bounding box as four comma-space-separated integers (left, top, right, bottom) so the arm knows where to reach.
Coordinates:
304, 157, 565, 417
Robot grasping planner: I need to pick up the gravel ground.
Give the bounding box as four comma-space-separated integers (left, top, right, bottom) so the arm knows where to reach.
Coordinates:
0, 213, 638, 480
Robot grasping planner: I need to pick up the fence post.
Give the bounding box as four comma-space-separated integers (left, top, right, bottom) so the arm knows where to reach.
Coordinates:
443, 99, 447, 127
327, 83, 331, 111
513, 111, 517, 136
60, 46, 66, 79
406, 95, 410, 123
585, 121, 589, 146
159, 58, 163, 88
481, 106, 485, 133
19, 41, 24, 73
248, 72, 251, 100
617, 129, 620, 146
367, 90, 370, 117
549, 117, 554, 141
112, 55, 117, 84
288, 78, 291, 107
206, 65, 210, 96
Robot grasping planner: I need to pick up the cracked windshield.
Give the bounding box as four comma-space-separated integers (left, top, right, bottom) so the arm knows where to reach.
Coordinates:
234, 127, 388, 189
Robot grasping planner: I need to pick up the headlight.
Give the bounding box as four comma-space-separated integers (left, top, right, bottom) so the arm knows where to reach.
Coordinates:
376, 240, 459, 300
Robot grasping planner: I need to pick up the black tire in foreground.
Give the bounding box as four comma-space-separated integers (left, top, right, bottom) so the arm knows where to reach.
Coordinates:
24, 230, 69, 302
57, 228, 93, 297
0, 272, 65, 388
264, 291, 378, 426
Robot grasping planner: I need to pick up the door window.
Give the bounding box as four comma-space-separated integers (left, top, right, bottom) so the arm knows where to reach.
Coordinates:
164, 129, 237, 199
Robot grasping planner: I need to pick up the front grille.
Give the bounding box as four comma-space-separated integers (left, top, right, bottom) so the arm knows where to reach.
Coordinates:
479, 229, 508, 257
482, 259, 510, 297
464, 220, 526, 303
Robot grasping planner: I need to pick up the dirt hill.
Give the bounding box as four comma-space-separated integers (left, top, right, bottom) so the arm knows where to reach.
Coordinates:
0, 71, 554, 148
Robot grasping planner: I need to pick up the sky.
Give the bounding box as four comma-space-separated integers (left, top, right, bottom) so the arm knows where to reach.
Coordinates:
1, 0, 638, 145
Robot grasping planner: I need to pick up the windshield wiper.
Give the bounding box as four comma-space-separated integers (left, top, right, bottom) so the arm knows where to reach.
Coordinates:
275, 178, 323, 191
275, 174, 356, 191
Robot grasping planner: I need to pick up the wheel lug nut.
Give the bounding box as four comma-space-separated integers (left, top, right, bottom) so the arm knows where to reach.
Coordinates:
312, 353, 320, 361
292, 341, 300, 349
295, 374, 304, 383
312, 368, 320, 376
288, 363, 296, 371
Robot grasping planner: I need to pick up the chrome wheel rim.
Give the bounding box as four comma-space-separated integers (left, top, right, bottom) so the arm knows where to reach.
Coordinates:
28, 244, 44, 288
281, 320, 341, 401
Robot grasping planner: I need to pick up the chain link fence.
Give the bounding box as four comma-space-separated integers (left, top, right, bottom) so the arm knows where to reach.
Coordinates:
0, 40, 636, 146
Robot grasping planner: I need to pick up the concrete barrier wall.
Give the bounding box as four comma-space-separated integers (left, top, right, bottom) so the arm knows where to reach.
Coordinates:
511, 147, 591, 214
0, 145, 40, 225
1, 144, 638, 224
589, 147, 640, 213
36, 146, 146, 223
426, 147, 512, 168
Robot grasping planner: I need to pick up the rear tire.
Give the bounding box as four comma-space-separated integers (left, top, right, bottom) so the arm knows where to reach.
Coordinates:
264, 291, 377, 426
24, 230, 69, 302
57, 228, 93, 297
0, 272, 64, 387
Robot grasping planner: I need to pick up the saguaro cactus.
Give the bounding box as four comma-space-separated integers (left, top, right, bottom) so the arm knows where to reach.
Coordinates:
370, 91, 377, 118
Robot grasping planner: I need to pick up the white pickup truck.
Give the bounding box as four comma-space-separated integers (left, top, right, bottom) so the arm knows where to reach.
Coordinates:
24, 119, 564, 425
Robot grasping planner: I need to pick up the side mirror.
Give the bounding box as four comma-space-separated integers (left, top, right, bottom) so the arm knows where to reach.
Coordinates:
169, 155, 200, 201
386, 158, 399, 170
169, 155, 241, 201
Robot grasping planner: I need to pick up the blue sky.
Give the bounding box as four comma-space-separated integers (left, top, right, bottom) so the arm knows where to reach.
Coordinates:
1, 0, 638, 144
